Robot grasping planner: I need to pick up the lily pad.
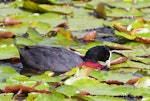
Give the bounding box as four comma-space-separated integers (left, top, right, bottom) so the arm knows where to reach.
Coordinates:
0, 93, 14, 101
86, 95, 127, 101
90, 70, 137, 83
65, 77, 133, 96
0, 43, 19, 60
55, 85, 79, 97
27, 93, 65, 101
0, 65, 18, 82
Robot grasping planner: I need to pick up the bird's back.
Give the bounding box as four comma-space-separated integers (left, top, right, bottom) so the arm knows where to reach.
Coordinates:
18, 46, 83, 73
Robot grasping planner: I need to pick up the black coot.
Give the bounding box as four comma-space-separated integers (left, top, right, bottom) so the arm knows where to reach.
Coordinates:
18, 46, 110, 74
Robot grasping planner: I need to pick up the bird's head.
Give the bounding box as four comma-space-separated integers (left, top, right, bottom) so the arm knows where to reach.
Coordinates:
83, 46, 111, 68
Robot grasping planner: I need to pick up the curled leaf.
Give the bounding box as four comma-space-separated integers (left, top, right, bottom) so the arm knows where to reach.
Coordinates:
3, 18, 22, 26
79, 91, 91, 96
103, 80, 124, 85
134, 77, 150, 88
0, 31, 15, 38
135, 36, 150, 44
2, 85, 51, 94
114, 23, 132, 35
95, 2, 107, 20
111, 57, 128, 66
83, 31, 97, 41
108, 45, 131, 50
126, 78, 139, 85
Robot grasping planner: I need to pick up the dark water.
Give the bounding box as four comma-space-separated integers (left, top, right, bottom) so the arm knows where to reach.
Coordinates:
0, 60, 22, 72
0, 0, 14, 3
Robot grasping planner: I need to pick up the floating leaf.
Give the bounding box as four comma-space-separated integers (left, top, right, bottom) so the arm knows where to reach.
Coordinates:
56, 85, 79, 97
134, 77, 150, 88
2, 85, 50, 94
23, 1, 73, 14
111, 57, 128, 66
0, 44, 19, 60
29, 0, 72, 5
3, 17, 22, 26
130, 87, 150, 97
0, 93, 14, 101
0, 65, 18, 82
27, 93, 65, 101
86, 95, 127, 101
83, 31, 97, 41
65, 77, 133, 96
110, 60, 150, 70
30, 73, 61, 83
6, 75, 30, 82
95, 2, 107, 20
27, 27, 43, 42
115, 30, 135, 40
90, 70, 137, 84
0, 31, 15, 38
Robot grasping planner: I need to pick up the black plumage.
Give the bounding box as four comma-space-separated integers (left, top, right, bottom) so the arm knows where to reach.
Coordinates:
18, 46, 110, 74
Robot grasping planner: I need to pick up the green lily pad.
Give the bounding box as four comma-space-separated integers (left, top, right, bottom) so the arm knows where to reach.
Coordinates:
56, 85, 79, 97
0, 43, 19, 60
27, 92, 65, 101
15, 27, 43, 45
30, 73, 61, 83
115, 31, 136, 40
65, 77, 133, 96
0, 65, 18, 82
130, 87, 150, 97
23, 1, 73, 14
86, 95, 127, 101
6, 75, 30, 82
0, 93, 14, 101
134, 77, 150, 88
110, 60, 150, 70
90, 70, 137, 83
27, 27, 43, 42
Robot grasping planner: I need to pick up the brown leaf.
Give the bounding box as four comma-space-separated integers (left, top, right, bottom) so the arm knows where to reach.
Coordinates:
102, 80, 124, 85
2, 85, 51, 94
83, 31, 97, 41
0, 31, 15, 38
79, 91, 91, 96
135, 36, 150, 44
108, 45, 131, 50
2, 85, 37, 94
95, 2, 107, 20
4, 56, 20, 64
114, 23, 132, 35
56, 22, 68, 28
126, 78, 139, 85
3, 18, 22, 26
110, 57, 128, 66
